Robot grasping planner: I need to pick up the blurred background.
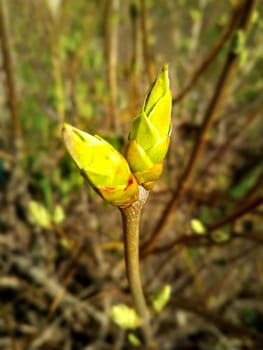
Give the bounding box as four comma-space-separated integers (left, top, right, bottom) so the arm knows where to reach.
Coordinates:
0, 0, 263, 349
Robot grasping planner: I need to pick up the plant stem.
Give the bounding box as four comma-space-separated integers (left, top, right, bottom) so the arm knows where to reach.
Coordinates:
0, 0, 22, 148
141, 0, 258, 258
119, 186, 153, 346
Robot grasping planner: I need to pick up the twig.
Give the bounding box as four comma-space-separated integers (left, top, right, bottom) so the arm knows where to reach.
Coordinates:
139, 0, 155, 83
0, 0, 30, 230
151, 195, 263, 256
141, 0, 258, 258
196, 102, 262, 181
104, 0, 120, 132
0, 0, 22, 148
206, 196, 263, 232
171, 297, 263, 345
129, 0, 141, 117
12, 255, 106, 325
45, 3, 66, 124
172, 2, 242, 104
119, 186, 155, 348
238, 170, 263, 205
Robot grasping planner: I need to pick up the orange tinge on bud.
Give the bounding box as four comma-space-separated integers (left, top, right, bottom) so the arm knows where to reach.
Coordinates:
62, 123, 139, 206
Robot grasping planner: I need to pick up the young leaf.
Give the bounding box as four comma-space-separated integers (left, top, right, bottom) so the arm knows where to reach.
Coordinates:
110, 304, 140, 330
190, 218, 207, 235
28, 200, 52, 229
52, 205, 65, 224
151, 284, 171, 313
128, 332, 141, 346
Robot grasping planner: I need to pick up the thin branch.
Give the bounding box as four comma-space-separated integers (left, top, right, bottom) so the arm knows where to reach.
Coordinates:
12, 256, 106, 324
238, 170, 263, 205
45, 2, 65, 124
119, 186, 154, 347
196, 102, 262, 181
129, 0, 141, 117
104, 0, 120, 132
171, 297, 263, 345
207, 196, 263, 232
151, 197, 263, 256
139, 0, 155, 83
0, 0, 22, 148
141, 0, 258, 258
172, 2, 242, 104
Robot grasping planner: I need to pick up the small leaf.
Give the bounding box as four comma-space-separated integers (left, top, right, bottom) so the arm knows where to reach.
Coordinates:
231, 30, 246, 55
151, 284, 171, 313
190, 218, 207, 235
251, 10, 259, 24
110, 304, 140, 330
211, 230, 230, 243
52, 205, 65, 224
28, 200, 51, 229
59, 238, 70, 251
128, 333, 141, 346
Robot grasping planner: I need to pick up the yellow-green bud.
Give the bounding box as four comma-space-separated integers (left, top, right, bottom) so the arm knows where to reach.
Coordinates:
62, 124, 138, 207
126, 64, 172, 189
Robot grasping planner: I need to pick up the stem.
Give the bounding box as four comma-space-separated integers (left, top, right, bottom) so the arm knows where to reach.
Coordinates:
140, 0, 155, 83
0, 0, 22, 148
119, 186, 153, 346
104, 0, 120, 133
141, 0, 258, 258
172, 2, 242, 104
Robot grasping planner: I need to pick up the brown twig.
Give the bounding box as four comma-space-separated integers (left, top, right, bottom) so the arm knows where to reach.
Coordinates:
0, 0, 22, 148
119, 186, 155, 348
129, 0, 141, 117
12, 255, 106, 324
141, 0, 258, 258
151, 196, 263, 256
172, 2, 243, 104
104, 0, 120, 132
238, 170, 263, 205
171, 297, 263, 345
206, 196, 263, 232
139, 0, 155, 83
196, 102, 262, 181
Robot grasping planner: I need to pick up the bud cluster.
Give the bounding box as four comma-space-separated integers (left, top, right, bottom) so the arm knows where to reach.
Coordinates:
62, 65, 172, 207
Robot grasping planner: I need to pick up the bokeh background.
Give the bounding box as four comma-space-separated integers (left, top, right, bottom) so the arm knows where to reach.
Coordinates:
0, 0, 263, 349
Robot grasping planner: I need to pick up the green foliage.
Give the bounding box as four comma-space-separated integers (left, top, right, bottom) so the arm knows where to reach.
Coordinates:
211, 230, 230, 244
231, 30, 246, 55
110, 304, 141, 330
28, 200, 52, 229
128, 333, 141, 346
150, 284, 171, 313
190, 218, 207, 235
28, 200, 65, 229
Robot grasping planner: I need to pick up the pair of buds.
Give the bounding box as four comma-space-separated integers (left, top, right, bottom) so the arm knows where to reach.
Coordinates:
62, 65, 172, 207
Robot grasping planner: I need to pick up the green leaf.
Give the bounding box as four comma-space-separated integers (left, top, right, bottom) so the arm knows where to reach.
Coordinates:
190, 218, 207, 235
110, 304, 140, 330
150, 284, 171, 313
231, 30, 246, 55
211, 230, 230, 243
128, 333, 141, 346
28, 200, 51, 229
52, 205, 65, 224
